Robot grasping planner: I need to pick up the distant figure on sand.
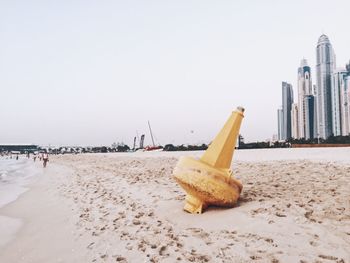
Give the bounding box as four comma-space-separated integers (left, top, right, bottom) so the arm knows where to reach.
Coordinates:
42, 153, 49, 168
16, 154, 19, 160
33, 154, 37, 162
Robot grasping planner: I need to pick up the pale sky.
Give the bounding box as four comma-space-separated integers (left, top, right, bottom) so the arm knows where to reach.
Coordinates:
1, 0, 349, 146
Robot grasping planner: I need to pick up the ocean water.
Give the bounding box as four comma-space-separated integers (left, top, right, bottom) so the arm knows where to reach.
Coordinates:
0, 157, 39, 208
0, 156, 41, 248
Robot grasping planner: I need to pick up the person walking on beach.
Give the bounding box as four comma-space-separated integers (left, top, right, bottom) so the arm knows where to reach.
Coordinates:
42, 153, 49, 168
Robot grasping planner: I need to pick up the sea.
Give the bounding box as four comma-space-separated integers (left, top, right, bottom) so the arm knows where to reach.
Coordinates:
0, 156, 40, 209
0, 156, 41, 248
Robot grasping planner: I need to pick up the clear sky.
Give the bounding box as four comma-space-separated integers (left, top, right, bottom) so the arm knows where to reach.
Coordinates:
1, 0, 349, 146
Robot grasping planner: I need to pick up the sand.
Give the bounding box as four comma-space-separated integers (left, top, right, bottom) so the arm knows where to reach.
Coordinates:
0, 149, 349, 262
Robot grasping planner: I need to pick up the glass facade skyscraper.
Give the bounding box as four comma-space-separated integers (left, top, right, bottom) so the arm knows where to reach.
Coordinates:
297, 59, 312, 139
281, 82, 293, 140
277, 108, 283, 140
340, 64, 350, 136
316, 34, 335, 139
304, 95, 315, 140
332, 69, 348, 136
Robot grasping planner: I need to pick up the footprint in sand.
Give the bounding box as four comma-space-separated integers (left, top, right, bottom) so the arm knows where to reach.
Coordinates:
113, 255, 127, 262
318, 254, 341, 261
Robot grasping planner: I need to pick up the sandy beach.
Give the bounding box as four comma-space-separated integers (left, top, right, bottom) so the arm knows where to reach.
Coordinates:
0, 148, 349, 263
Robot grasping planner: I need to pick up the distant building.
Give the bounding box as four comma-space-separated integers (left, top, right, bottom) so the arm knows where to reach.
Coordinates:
313, 84, 319, 139
297, 59, 313, 139
304, 95, 315, 140
340, 63, 350, 136
238, 134, 244, 147
281, 82, 293, 140
291, 103, 299, 139
0, 144, 38, 153
277, 108, 283, 141
332, 69, 348, 136
316, 34, 336, 139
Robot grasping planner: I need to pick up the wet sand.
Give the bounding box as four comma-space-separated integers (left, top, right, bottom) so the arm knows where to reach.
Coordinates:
0, 149, 349, 262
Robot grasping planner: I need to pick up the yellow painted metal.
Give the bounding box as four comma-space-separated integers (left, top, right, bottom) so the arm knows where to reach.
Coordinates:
173, 107, 245, 214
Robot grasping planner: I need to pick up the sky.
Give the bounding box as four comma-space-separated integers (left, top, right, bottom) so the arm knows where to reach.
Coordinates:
1, 0, 349, 146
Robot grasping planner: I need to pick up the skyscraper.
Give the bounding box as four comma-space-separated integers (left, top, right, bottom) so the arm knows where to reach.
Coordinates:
316, 34, 336, 139
332, 69, 347, 136
313, 84, 318, 139
297, 59, 313, 139
340, 61, 350, 136
291, 103, 299, 139
281, 82, 293, 140
345, 75, 350, 135
304, 95, 315, 140
277, 108, 283, 140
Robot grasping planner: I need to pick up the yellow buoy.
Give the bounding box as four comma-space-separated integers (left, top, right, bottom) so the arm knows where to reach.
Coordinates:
173, 107, 245, 214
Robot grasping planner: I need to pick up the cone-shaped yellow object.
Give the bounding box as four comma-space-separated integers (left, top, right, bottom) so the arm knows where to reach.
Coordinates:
173, 107, 245, 214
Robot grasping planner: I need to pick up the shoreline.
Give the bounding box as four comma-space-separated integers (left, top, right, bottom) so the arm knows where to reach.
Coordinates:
0, 149, 349, 262
0, 158, 41, 250
0, 163, 86, 263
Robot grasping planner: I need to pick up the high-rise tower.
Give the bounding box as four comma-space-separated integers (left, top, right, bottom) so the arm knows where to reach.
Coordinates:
277, 108, 283, 140
344, 75, 350, 135
340, 61, 350, 136
291, 103, 299, 139
297, 59, 313, 139
332, 69, 347, 136
316, 34, 336, 139
304, 95, 315, 140
282, 82, 293, 140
